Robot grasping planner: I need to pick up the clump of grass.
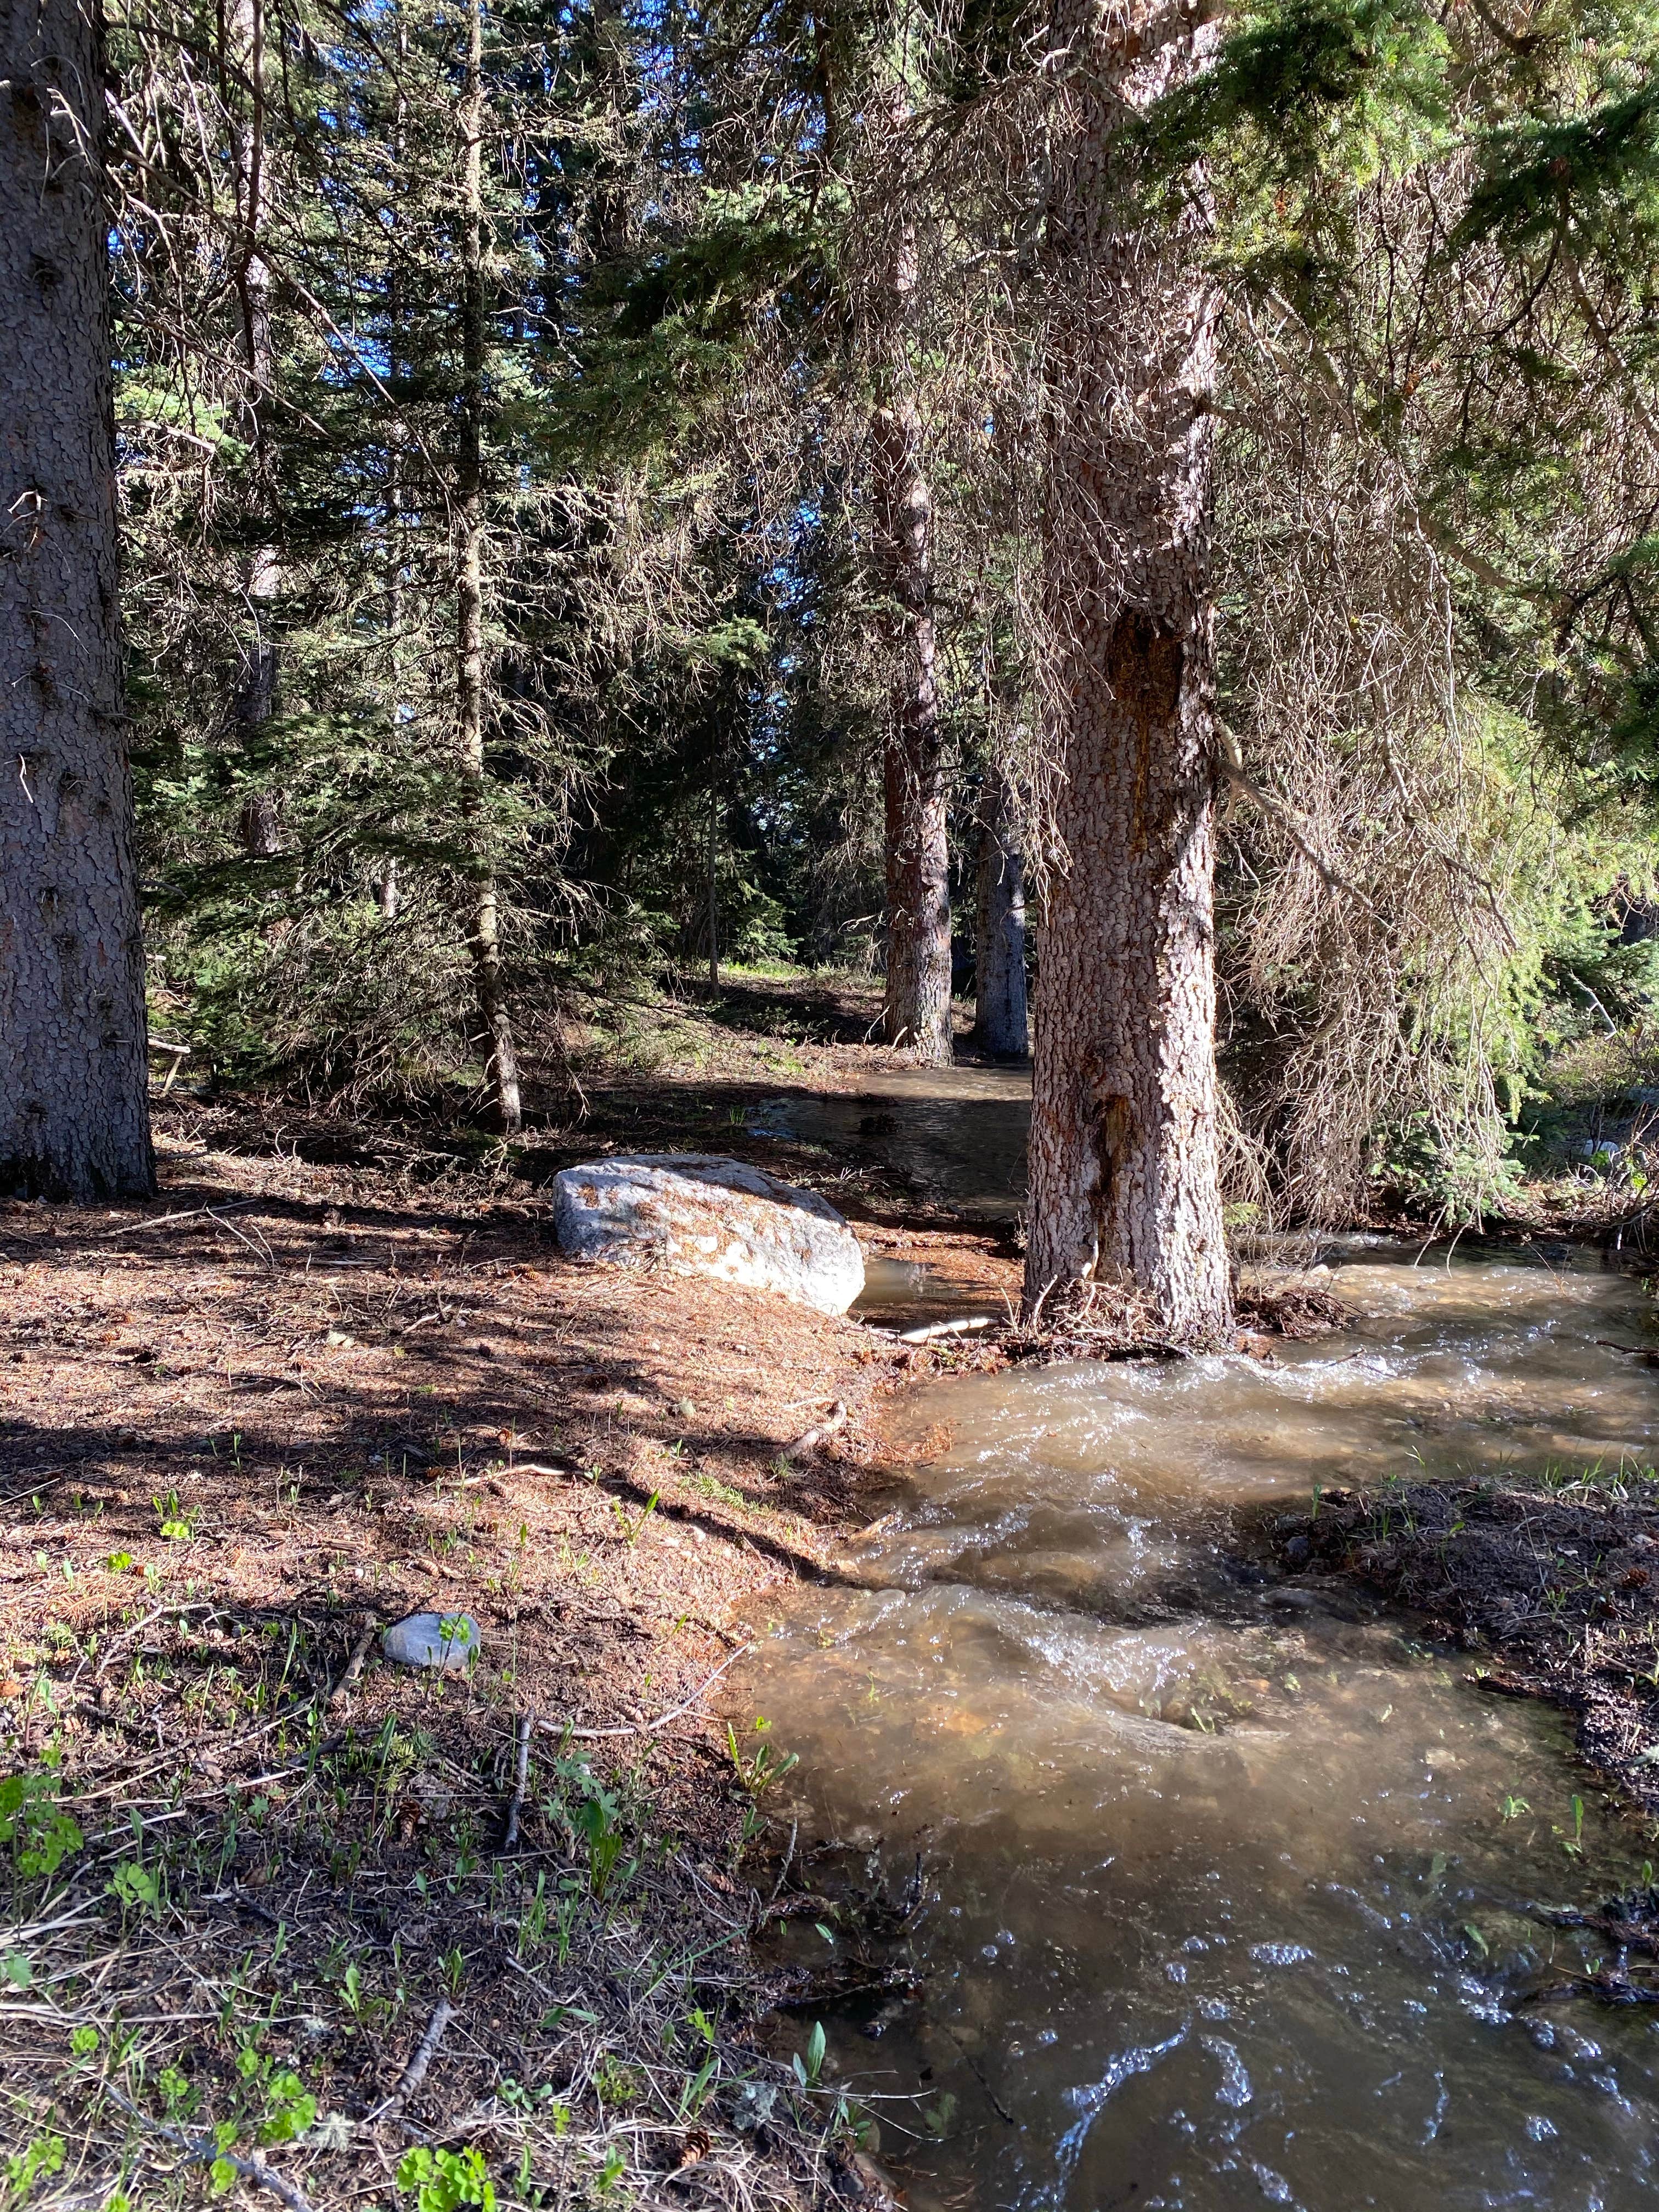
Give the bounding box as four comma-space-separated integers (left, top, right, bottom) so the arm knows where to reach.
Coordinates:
688, 1472, 755, 1517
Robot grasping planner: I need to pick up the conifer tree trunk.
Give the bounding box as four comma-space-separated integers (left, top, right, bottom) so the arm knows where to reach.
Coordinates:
377, 4, 409, 930
706, 778, 720, 990
0, 0, 154, 1202
229, 0, 281, 862
457, 0, 521, 1133
974, 765, 1028, 1057
1023, 0, 1231, 1338
873, 134, 952, 1065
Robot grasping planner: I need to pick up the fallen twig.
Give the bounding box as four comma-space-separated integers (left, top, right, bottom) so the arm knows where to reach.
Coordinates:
89, 1201, 260, 1240
208, 1206, 280, 1272
373, 1996, 456, 2123
500, 1714, 532, 1852
327, 1617, 379, 1706
783, 1400, 849, 1457
896, 1316, 995, 1345
539, 1642, 754, 1743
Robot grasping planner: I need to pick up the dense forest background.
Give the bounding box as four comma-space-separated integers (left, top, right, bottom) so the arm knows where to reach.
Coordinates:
109, 0, 1659, 1226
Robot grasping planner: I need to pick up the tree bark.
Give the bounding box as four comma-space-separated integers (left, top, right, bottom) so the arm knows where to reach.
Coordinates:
457, 0, 521, 1133
228, 0, 281, 862
1023, 0, 1231, 1338
0, 0, 155, 1201
706, 777, 720, 990
377, 2, 409, 931
873, 121, 952, 1066
974, 766, 1028, 1057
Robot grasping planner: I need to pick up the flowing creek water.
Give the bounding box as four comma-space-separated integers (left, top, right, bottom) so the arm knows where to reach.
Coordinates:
735, 1074, 1659, 2209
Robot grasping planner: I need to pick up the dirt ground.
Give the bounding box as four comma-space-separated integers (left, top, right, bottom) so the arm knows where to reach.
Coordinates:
0, 994, 1020, 2212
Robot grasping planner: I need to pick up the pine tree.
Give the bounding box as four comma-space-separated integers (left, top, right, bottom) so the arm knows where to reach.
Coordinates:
973, 760, 1027, 1056
1, 0, 155, 1201
1022, 0, 1233, 1336
873, 82, 953, 1063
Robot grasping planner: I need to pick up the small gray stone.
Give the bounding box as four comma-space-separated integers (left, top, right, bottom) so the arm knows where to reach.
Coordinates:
382, 1610, 482, 1672
729, 2081, 778, 2132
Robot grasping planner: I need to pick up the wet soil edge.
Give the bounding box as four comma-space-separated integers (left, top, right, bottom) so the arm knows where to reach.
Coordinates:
1254, 1480, 1659, 1823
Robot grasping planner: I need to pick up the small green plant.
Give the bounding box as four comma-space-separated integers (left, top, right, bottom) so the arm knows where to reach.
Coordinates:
577, 1793, 626, 1898
793, 2019, 827, 2089
259, 2070, 318, 2145
680, 2053, 719, 2117
1555, 1794, 1587, 1860
596, 2146, 628, 2192
594, 2056, 643, 2107
543, 1754, 632, 1898
518, 1869, 550, 1956
396, 2144, 496, 2211
0, 1774, 83, 1877
153, 1489, 193, 1541
3, 2134, 65, 2196
435, 1616, 478, 1666
234, 2044, 318, 2143
923, 2090, 958, 2138
156, 2064, 198, 2118
109, 1860, 160, 1916
1500, 1792, 1532, 1821
726, 1718, 798, 1799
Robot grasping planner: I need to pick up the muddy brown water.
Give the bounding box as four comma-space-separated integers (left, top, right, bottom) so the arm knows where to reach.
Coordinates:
751, 1067, 1032, 1221
736, 1075, 1659, 2208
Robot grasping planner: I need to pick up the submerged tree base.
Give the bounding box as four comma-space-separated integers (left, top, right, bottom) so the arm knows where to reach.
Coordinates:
992, 1273, 1348, 1364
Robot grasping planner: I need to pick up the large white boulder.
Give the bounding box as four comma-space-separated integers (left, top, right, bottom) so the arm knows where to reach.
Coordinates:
550, 1154, 865, 1316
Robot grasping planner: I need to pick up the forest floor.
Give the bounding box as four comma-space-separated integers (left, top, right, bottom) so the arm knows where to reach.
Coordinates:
11, 967, 1659, 2204
0, 972, 1016, 2212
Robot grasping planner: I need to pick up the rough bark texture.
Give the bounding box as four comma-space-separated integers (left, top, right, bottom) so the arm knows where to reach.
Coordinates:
229, 0, 281, 862
1024, 0, 1231, 1338
873, 157, 952, 1066
974, 765, 1028, 1057
0, 0, 154, 1201
456, 0, 521, 1135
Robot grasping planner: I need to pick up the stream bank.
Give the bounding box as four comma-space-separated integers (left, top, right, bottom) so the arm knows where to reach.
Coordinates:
1265, 1468, 1659, 1820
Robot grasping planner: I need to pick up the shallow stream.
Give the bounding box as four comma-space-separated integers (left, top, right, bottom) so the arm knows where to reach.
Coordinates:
736, 1076, 1659, 2209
